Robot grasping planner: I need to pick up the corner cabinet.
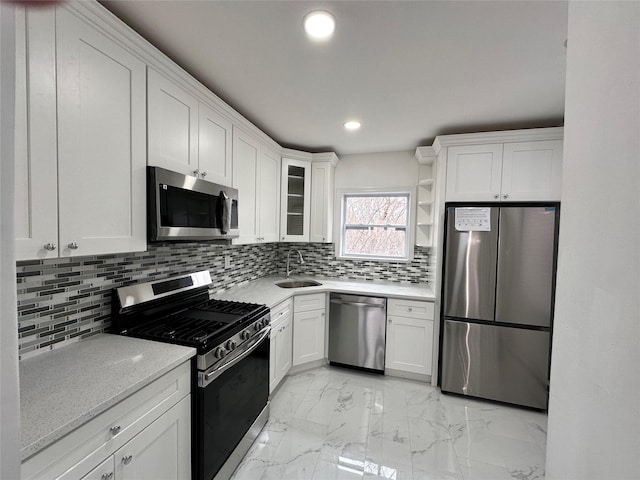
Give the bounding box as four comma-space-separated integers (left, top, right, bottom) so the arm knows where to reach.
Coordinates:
385, 299, 435, 377
15, 6, 146, 261
232, 127, 281, 244
280, 152, 312, 242
310, 153, 339, 243
148, 69, 232, 186
443, 129, 564, 202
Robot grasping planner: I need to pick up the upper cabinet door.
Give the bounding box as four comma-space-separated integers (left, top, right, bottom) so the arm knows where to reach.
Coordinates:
501, 140, 563, 201
56, 8, 147, 257
198, 103, 232, 186
309, 162, 334, 243
14, 8, 58, 261
148, 68, 199, 177
232, 128, 259, 244
258, 147, 281, 243
445, 144, 503, 202
281, 158, 311, 242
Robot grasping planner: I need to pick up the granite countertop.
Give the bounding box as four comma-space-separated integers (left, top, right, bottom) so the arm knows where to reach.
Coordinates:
20, 334, 196, 461
211, 276, 435, 308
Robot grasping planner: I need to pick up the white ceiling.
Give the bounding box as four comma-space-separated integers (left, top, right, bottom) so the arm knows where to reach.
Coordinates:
100, 0, 568, 155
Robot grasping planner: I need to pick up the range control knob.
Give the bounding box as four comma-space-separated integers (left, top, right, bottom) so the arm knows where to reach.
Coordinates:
225, 339, 237, 351
240, 330, 251, 341
254, 321, 263, 331
213, 347, 226, 359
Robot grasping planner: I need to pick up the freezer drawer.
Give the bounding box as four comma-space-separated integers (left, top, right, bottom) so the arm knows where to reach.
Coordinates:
441, 320, 550, 409
328, 294, 386, 372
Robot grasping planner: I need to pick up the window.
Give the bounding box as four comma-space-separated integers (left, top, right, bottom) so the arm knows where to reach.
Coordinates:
339, 191, 412, 261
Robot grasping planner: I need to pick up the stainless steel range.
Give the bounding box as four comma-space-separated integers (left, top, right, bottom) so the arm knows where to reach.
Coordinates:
111, 271, 270, 480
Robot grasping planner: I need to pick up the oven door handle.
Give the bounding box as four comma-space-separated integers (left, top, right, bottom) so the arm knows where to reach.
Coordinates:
200, 325, 271, 387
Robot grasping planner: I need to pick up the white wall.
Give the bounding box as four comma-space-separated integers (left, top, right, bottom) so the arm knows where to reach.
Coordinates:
335, 150, 418, 190
0, 2, 21, 479
545, 2, 640, 479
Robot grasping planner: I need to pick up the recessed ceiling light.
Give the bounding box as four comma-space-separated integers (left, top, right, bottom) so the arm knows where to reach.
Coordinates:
344, 121, 361, 131
303, 11, 335, 41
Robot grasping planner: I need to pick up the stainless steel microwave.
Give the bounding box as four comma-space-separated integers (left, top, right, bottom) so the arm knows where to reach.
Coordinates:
148, 166, 239, 242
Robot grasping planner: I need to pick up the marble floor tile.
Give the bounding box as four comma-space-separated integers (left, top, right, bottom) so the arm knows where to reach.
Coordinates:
230, 366, 548, 480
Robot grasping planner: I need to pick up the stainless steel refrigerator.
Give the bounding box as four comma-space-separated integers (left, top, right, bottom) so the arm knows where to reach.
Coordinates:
440, 204, 559, 410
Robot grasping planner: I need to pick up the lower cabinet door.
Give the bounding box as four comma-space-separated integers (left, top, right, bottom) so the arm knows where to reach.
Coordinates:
80, 457, 114, 480
115, 395, 191, 480
276, 317, 293, 381
292, 309, 325, 366
385, 316, 433, 375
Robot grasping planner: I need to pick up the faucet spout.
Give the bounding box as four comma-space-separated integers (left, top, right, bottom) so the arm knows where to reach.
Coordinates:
286, 249, 305, 278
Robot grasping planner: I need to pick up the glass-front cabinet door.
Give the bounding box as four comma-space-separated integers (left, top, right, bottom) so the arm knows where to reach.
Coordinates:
280, 157, 311, 241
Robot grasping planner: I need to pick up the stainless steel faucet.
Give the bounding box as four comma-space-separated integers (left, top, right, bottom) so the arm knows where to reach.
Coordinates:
285, 250, 304, 278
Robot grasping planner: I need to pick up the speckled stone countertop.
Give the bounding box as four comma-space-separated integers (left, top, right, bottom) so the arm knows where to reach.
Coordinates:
211, 276, 435, 307
20, 334, 196, 461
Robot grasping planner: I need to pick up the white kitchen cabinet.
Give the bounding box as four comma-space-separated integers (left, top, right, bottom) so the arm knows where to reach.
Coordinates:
445, 138, 563, 202
269, 299, 293, 393
292, 293, 326, 366
309, 154, 339, 243
148, 69, 232, 186
22, 362, 191, 480
147, 68, 199, 177
15, 6, 146, 260
257, 146, 281, 243
385, 298, 434, 376
280, 153, 312, 242
232, 127, 281, 244
114, 396, 191, 480
198, 102, 233, 185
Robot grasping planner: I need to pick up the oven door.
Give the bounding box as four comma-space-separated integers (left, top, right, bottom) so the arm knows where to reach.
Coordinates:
194, 326, 270, 480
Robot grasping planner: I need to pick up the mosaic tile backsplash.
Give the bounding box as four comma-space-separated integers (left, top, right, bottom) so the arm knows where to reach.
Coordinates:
16, 242, 430, 360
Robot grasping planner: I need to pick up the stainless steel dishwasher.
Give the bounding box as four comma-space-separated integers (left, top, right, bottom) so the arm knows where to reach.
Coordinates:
328, 293, 387, 373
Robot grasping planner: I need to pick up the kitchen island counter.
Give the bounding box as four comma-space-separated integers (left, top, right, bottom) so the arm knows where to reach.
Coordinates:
211, 276, 434, 308
20, 334, 196, 461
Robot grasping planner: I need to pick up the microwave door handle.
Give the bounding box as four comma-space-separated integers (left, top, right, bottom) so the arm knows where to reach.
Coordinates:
219, 190, 231, 234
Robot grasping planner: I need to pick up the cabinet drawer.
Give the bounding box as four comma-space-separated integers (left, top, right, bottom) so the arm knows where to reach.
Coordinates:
294, 293, 326, 313
271, 299, 292, 329
387, 298, 434, 320
22, 362, 191, 480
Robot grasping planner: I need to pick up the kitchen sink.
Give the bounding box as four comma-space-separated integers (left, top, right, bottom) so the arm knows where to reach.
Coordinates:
276, 280, 322, 289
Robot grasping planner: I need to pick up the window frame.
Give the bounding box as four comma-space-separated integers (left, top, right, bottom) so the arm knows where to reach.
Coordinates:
335, 187, 415, 262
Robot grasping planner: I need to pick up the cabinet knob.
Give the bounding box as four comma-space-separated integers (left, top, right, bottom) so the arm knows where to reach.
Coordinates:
122, 454, 133, 465
193, 169, 199, 176
68, 242, 79, 250
503, 194, 509, 199
201, 171, 207, 178
494, 194, 499, 199
408, 307, 413, 312
43, 243, 56, 251
101, 473, 114, 480
388, 319, 392, 324
109, 425, 121, 436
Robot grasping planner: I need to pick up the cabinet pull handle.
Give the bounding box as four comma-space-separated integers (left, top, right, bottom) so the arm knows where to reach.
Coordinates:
43, 243, 56, 251
101, 472, 114, 480
109, 425, 121, 436
68, 242, 79, 250
122, 454, 133, 465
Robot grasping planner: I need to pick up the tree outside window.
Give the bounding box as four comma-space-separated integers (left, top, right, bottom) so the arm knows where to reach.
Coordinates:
340, 193, 410, 260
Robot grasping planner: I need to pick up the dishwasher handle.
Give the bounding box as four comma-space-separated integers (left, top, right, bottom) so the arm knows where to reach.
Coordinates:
330, 298, 385, 309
